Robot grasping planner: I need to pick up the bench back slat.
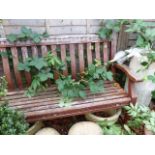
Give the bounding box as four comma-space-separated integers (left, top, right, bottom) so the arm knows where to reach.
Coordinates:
21, 47, 32, 86
11, 47, 23, 89
0, 47, 15, 90
78, 44, 85, 73
60, 44, 68, 76
103, 41, 109, 63
69, 44, 76, 79
32, 46, 38, 57
95, 42, 101, 60
0, 37, 117, 90
86, 43, 92, 65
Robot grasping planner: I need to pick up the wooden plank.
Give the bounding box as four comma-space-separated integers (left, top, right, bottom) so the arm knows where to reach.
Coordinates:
69, 44, 76, 79
21, 47, 31, 86
111, 32, 118, 59
95, 42, 100, 60
26, 97, 131, 122
60, 44, 68, 76
51, 45, 57, 55
11, 47, 23, 89
31, 46, 38, 57
8, 87, 124, 106
78, 44, 85, 73
9, 92, 127, 111
86, 43, 92, 65
41, 45, 48, 56
0, 35, 103, 47
0, 47, 14, 90
103, 41, 109, 63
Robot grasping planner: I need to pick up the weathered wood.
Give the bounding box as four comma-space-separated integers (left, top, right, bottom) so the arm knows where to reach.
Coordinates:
0, 47, 14, 90
0, 37, 135, 122
21, 47, 31, 86
103, 41, 109, 63
95, 42, 100, 60
87, 43, 92, 65
60, 44, 68, 76
78, 44, 85, 73
11, 47, 23, 89
69, 44, 76, 79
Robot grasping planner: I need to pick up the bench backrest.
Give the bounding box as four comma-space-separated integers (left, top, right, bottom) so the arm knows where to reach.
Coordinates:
0, 35, 117, 91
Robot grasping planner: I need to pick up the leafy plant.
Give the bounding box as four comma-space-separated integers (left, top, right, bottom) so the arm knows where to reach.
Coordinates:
124, 103, 150, 129
81, 59, 113, 93
56, 76, 86, 107
18, 52, 65, 97
0, 103, 29, 135
98, 120, 123, 135
18, 52, 113, 107
143, 111, 155, 134
125, 20, 155, 48
98, 19, 133, 39
0, 76, 7, 97
124, 103, 155, 134
7, 26, 49, 43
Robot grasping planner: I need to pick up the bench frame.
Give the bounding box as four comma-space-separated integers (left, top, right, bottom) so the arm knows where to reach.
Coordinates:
0, 34, 139, 122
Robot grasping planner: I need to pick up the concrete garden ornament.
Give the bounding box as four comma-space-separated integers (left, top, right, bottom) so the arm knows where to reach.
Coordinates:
111, 48, 155, 106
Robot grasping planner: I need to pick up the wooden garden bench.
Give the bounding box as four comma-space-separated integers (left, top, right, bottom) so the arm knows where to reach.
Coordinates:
0, 35, 140, 122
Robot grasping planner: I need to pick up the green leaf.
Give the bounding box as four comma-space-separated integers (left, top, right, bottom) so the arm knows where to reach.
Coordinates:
30, 58, 47, 70
6, 34, 17, 42
79, 91, 86, 99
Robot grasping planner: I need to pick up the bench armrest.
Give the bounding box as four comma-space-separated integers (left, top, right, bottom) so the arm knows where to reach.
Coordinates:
113, 64, 143, 82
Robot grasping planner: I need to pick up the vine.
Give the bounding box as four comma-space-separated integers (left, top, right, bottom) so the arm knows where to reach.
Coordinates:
0, 76, 7, 98
18, 52, 113, 107
6, 26, 49, 43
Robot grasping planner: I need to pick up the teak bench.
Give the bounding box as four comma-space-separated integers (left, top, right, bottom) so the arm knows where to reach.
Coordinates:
0, 35, 140, 122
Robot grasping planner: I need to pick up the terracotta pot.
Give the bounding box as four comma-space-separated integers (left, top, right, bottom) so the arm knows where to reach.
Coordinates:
85, 109, 122, 124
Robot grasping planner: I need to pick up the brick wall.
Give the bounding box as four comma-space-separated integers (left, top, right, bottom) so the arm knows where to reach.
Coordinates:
0, 19, 102, 38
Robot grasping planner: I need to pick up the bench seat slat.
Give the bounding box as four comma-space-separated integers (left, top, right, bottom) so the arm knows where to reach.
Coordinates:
0, 81, 130, 122
26, 97, 131, 122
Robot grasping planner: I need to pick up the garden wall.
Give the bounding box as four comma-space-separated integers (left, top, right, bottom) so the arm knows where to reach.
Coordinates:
0, 19, 102, 37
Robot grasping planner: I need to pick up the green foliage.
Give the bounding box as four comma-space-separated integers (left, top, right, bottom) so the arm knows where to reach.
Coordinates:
56, 76, 86, 107
18, 52, 65, 97
124, 104, 150, 129
124, 103, 155, 133
125, 20, 155, 48
146, 73, 155, 99
18, 53, 113, 107
98, 120, 123, 135
0, 103, 29, 135
0, 76, 7, 97
98, 19, 132, 39
143, 111, 155, 133
6, 26, 49, 43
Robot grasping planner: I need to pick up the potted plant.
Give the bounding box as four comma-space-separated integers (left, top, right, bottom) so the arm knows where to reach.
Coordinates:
85, 109, 122, 124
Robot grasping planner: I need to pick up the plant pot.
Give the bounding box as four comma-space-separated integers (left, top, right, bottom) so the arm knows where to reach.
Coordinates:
144, 127, 154, 135
27, 121, 45, 135
85, 109, 122, 124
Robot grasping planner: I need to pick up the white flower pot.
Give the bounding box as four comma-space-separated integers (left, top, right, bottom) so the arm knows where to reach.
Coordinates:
85, 109, 122, 123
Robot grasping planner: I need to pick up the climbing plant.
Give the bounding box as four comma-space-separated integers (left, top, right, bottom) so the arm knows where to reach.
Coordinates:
6, 26, 49, 43
18, 52, 113, 107
0, 76, 7, 98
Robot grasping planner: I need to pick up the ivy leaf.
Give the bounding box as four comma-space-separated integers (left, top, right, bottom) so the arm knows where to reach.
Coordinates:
6, 34, 17, 42
18, 62, 30, 72
30, 58, 47, 70
106, 71, 113, 81
79, 91, 86, 99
